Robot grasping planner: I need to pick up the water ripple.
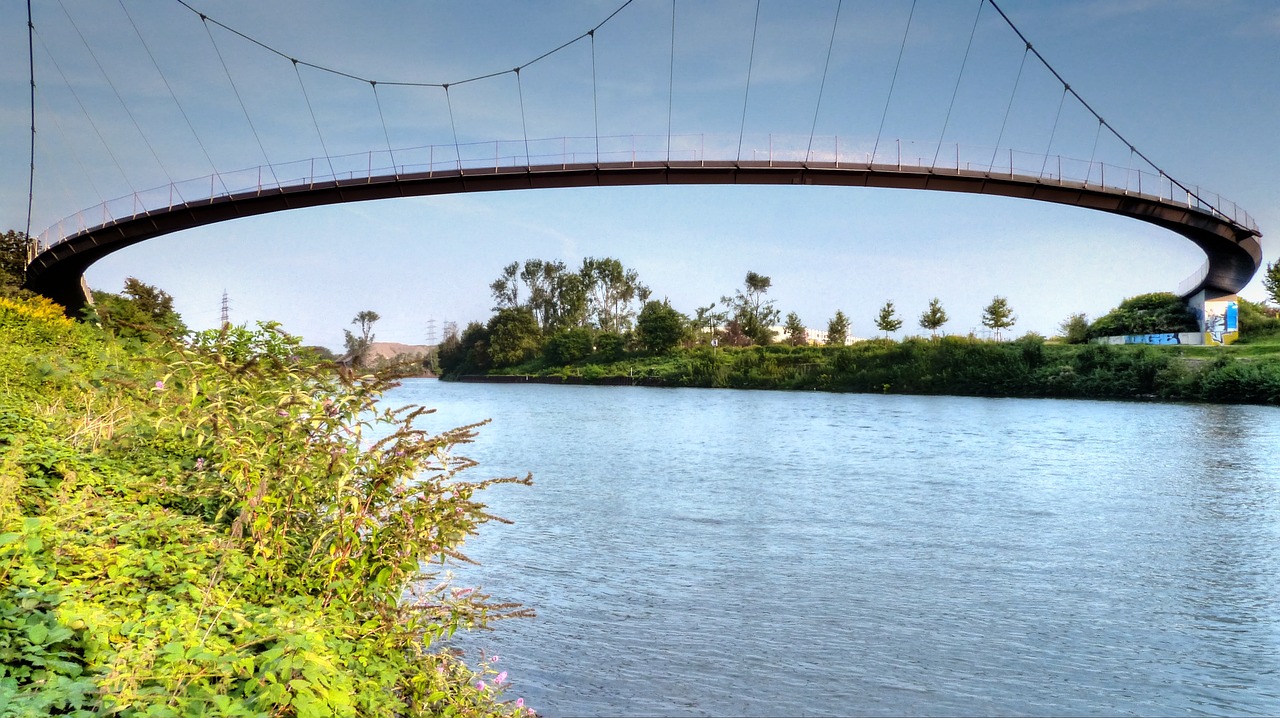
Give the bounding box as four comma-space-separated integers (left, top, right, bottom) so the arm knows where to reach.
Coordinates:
393, 382, 1280, 717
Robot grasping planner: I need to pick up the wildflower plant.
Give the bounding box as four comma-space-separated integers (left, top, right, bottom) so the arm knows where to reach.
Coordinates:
1, 307, 532, 716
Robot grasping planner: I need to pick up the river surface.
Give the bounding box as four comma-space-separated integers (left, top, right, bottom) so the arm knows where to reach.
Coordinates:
388, 379, 1280, 716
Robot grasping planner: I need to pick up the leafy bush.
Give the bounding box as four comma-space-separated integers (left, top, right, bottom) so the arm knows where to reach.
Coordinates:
1088, 292, 1197, 338
487, 308, 541, 368
1, 296, 534, 716
593, 332, 625, 362
635, 300, 686, 355
439, 321, 492, 377
1238, 298, 1280, 337
544, 327, 594, 365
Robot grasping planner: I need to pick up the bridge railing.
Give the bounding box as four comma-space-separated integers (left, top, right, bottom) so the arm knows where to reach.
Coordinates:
33, 134, 1258, 255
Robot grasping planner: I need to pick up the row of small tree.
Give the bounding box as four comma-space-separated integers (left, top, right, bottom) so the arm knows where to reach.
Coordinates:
779, 295, 1017, 345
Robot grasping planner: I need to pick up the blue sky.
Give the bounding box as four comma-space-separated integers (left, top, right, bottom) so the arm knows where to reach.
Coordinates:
2, 0, 1276, 348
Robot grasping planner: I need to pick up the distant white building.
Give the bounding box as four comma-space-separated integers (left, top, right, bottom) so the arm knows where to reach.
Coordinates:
769, 325, 859, 346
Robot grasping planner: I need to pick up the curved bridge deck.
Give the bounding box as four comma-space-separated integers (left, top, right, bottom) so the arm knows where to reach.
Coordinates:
26, 157, 1262, 313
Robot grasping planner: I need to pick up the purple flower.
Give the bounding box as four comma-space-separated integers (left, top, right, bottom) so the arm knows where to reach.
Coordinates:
195, 458, 205, 471
475, 680, 487, 691
516, 698, 524, 708
153, 380, 165, 390
495, 671, 507, 685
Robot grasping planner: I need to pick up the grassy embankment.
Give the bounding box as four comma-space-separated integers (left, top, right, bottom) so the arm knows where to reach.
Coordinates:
1, 294, 530, 716
477, 331, 1280, 405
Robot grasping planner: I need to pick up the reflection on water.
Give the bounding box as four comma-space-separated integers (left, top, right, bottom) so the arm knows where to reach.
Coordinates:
387, 381, 1280, 717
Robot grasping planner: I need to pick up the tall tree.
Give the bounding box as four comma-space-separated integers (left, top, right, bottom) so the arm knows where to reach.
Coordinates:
580, 257, 645, 333
874, 300, 903, 337
693, 303, 726, 344
722, 271, 781, 345
547, 269, 589, 331
343, 309, 381, 367
92, 277, 187, 340
827, 310, 850, 346
488, 261, 520, 310
1263, 259, 1280, 306
0, 230, 31, 287
919, 298, 948, 338
487, 307, 541, 368
519, 259, 552, 326
981, 296, 1017, 340
783, 312, 806, 346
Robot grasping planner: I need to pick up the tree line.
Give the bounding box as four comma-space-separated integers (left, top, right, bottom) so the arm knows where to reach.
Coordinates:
438, 256, 1027, 375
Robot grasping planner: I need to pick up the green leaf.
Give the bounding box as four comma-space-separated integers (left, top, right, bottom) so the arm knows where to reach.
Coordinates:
26, 622, 48, 645
0, 532, 19, 546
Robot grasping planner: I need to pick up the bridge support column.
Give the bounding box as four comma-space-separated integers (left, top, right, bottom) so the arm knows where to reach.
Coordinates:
1186, 290, 1239, 346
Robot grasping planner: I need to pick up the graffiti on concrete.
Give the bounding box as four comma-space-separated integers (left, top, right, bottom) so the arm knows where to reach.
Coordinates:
1123, 333, 1181, 345
1204, 299, 1239, 346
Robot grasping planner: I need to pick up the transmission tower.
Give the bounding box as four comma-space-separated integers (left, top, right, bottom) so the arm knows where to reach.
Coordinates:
219, 290, 230, 329
425, 318, 438, 345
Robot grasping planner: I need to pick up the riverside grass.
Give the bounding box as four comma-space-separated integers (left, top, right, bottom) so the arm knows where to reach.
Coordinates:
481, 335, 1280, 405
0, 294, 531, 716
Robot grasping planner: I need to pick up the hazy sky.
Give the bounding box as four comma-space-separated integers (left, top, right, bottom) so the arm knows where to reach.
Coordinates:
2, 0, 1276, 349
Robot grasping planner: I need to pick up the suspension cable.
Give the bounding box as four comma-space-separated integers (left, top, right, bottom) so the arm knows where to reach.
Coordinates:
590, 30, 600, 164
201, 16, 277, 184
1086, 118, 1103, 185
985, 0, 1215, 213
666, 0, 676, 163
25, 0, 36, 245
736, 0, 762, 163
515, 69, 531, 166
1038, 85, 1067, 179
116, 0, 221, 184
39, 85, 105, 208
35, 30, 135, 192
443, 85, 461, 171
806, 0, 843, 164
989, 44, 1028, 171
56, 0, 178, 191
932, 0, 984, 168
171, 0, 634, 91
371, 82, 396, 173
872, 0, 917, 165
293, 61, 335, 179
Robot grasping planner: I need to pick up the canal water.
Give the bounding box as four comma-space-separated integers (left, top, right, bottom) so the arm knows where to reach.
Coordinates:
388, 379, 1280, 716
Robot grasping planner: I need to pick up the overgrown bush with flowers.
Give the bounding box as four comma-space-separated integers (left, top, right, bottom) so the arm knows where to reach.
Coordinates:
1, 292, 535, 716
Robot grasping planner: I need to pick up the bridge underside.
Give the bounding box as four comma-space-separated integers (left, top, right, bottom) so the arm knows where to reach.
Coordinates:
25, 160, 1263, 314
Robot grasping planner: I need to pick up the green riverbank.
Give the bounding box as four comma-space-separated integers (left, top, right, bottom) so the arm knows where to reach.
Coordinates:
1, 292, 527, 716
458, 337, 1280, 405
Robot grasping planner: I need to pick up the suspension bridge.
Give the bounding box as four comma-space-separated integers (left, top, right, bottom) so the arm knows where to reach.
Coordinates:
16, 0, 1264, 324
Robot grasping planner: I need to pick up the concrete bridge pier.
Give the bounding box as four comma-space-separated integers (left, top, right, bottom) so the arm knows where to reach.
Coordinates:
1187, 290, 1240, 346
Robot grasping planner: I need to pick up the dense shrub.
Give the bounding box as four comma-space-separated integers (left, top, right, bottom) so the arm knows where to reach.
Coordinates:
635, 300, 687, 355
544, 327, 594, 365
487, 308, 541, 368
1088, 292, 1197, 338
1, 296, 533, 715
593, 332, 625, 362
1238, 298, 1280, 337
439, 321, 492, 377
